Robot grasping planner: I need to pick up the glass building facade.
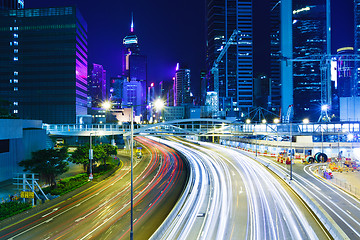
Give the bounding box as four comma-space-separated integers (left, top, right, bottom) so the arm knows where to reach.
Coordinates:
292, 1, 327, 121
206, 0, 253, 118
270, 1, 327, 121
355, 0, 360, 96
269, 0, 281, 113
88, 63, 106, 108
0, 0, 23, 10
122, 19, 147, 117
175, 65, 192, 106
0, 6, 88, 124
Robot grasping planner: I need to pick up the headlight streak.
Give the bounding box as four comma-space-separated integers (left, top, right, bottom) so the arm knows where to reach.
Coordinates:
152, 137, 321, 240
201, 142, 319, 240
251, 152, 360, 239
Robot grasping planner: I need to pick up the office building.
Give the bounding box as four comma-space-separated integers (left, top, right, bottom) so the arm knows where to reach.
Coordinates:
206, 0, 253, 118
88, 63, 106, 108
122, 15, 147, 116
269, 0, 281, 113
355, 0, 360, 96
270, 1, 329, 121
109, 75, 126, 107
0, 6, 88, 124
122, 80, 145, 120
175, 63, 192, 106
0, 0, 23, 10
0, 119, 47, 182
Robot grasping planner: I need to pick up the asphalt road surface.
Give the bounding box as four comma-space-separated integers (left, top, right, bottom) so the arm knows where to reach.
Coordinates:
0, 136, 188, 240
151, 137, 330, 240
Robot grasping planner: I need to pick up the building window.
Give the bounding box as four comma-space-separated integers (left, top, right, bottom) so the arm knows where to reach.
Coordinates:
14, 110, 18, 114
14, 102, 18, 106
9, 79, 12, 83
14, 71, 18, 76
14, 57, 18, 61
10, 42, 12, 46
14, 79, 18, 83
14, 41, 18, 46
10, 27, 13, 31
14, 49, 18, 53
14, 34, 18, 38
14, 27, 18, 31
14, 87, 18, 91
0, 139, 10, 153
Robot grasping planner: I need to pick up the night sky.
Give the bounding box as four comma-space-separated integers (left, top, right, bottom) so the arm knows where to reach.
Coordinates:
26, 0, 353, 97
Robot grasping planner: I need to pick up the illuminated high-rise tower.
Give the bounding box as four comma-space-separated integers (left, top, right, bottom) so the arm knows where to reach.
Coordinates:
0, 0, 24, 10
270, 0, 329, 121
206, 0, 253, 118
121, 14, 147, 117
354, 0, 360, 95
0, 6, 88, 123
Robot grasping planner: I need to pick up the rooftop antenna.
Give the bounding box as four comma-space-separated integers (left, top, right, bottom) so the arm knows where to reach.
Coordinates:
131, 12, 134, 33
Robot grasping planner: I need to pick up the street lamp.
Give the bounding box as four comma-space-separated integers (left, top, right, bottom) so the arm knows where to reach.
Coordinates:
290, 121, 293, 180
102, 101, 112, 110
89, 133, 94, 181
124, 100, 164, 240
274, 118, 279, 155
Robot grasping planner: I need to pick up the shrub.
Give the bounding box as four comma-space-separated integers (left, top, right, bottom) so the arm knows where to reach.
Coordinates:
0, 201, 32, 221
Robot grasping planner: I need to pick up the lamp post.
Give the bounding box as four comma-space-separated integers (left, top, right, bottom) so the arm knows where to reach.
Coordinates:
290, 121, 293, 180
89, 133, 94, 181
130, 105, 134, 240
274, 118, 280, 155
124, 100, 164, 240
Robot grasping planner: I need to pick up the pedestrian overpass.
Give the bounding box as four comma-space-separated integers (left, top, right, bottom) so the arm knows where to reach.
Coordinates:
43, 119, 360, 137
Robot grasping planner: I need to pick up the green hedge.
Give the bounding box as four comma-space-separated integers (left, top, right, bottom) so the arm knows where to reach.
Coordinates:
0, 201, 32, 221
43, 164, 116, 196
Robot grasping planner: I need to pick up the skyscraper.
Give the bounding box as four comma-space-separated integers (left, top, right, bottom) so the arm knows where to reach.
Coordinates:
88, 63, 106, 108
122, 14, 147, 116
354, 0, 360, 96
206, 0, 253, 118
0, 0, 23, 10
175, 63, 192, 106
269, 0, 281, 113
0, 6, 88, 124
270, 0, 329, 121
292, 1, 327, 121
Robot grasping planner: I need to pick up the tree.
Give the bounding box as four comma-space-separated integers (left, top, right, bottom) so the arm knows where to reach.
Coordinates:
19, 148, 69, 187
69, 145, 89, 172
101, 144, 118, 165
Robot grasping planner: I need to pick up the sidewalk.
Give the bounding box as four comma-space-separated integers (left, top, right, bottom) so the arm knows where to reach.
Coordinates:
0, 162, 85, 203
0, 179, 17, 202
329, 171, 360, 199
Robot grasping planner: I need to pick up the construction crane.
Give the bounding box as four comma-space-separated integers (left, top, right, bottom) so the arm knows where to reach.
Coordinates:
210, 29, 238, 116
284, 104, 293, 123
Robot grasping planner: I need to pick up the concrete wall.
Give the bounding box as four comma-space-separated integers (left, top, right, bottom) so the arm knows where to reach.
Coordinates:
0, 120, 46, 182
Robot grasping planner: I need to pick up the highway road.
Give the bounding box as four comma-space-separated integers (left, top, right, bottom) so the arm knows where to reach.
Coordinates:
250, 152, 360, 240
151, 137, 330, 240
0, 136, 187, 240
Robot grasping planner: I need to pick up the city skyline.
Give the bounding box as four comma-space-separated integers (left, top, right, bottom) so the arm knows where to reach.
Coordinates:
25, 0, 354, 100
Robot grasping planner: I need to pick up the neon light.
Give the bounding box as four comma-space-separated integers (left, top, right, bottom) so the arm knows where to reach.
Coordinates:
337, 47, 354, 53
293, 7, 310, 14
176, 63, 179, 71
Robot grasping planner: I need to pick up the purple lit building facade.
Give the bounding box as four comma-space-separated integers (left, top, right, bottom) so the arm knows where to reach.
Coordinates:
0, 6, 88, 124
88, 63, 106, 108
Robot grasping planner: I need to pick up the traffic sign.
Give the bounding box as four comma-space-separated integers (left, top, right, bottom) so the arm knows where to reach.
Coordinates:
20, 191, 34, 199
